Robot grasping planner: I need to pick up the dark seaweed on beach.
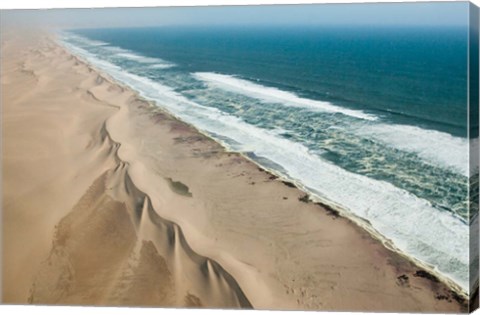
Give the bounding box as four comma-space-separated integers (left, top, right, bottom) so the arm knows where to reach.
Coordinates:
298, 194, 310, 203
282, 181, 296, 188
413, 270, 439, 283
315, 202, 340, 218
435, 294, 449, 301
450, 290, 466, 305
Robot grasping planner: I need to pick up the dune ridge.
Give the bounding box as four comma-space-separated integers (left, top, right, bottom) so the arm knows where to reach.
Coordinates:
1, 31, 472, 312
2, 33, 251, 308
28, 117, 252, 307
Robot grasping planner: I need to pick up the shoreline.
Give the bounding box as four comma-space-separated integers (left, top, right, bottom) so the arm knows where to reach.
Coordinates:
56, 35, 468, 297
57, 30, 472, 296
238, 148, 469, 296
56, 33, 471, 303
2, 30, 471, 311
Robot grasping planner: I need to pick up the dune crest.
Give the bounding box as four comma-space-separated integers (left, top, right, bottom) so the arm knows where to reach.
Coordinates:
2, 34, 251, 308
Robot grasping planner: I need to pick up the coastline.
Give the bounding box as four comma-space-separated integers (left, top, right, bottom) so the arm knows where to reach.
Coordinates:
57, 32, 470, 297
59, 29, 472, 293
1, 30, 470, 311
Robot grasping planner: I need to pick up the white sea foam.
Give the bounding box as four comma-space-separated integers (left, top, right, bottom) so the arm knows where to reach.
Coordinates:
149, 64, 174, 69
59, 32, 108, 47
102, 46, 127, 53
60, 36, 470, 292
97, 44, 175, 67
193, 72, 378, 121
116, 52, 169, 65
194, 72, 471, 177
356, 124, 470, 176
87, 39, 109, 46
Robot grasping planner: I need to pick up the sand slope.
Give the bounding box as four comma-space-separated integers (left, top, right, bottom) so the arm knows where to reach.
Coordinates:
1, 32, 470, 312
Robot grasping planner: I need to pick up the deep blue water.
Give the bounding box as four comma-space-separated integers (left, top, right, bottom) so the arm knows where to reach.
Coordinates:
60, 25, 472, 290
75, 26, 468, 136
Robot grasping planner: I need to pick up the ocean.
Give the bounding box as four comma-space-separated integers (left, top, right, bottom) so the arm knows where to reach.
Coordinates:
59, 25, 475, 292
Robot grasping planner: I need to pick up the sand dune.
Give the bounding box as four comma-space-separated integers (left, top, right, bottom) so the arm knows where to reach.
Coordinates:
1, 31, 471, 312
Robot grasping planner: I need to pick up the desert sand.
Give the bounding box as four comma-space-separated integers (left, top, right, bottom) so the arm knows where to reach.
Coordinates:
1, 30, 471, 312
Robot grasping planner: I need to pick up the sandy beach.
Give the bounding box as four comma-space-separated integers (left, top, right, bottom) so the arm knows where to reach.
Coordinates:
1, 30, 471, 312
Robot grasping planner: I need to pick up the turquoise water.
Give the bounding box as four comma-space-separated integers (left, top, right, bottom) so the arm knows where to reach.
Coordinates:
60, 25, 473, 291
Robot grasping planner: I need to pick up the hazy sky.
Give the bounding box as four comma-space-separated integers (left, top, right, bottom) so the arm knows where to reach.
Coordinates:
1, 2, 470, 30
